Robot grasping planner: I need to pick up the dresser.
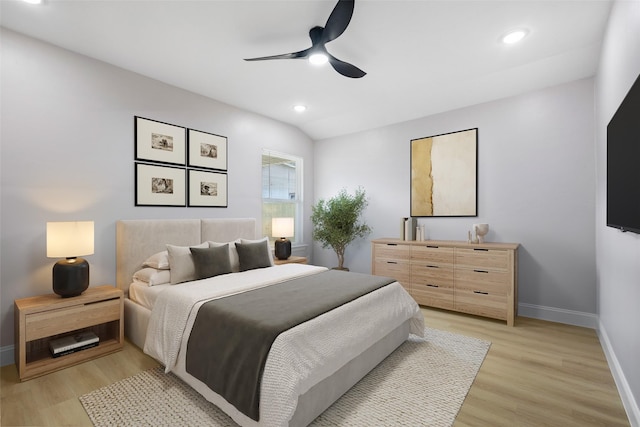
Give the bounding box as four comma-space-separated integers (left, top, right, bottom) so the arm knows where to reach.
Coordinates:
372, 238, 519, 326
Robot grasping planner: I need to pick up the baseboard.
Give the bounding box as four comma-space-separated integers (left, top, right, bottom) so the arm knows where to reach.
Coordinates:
1, 344, 15, 367
519, 303, 638, 426
598, 321, 640, 427
517, 303, 598, 329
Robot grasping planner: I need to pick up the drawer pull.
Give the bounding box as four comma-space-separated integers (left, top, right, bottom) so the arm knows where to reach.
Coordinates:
426, 284, 439, 288
473, 248, 489, 251
426, 245, 439, 248
473, 290, 489, 295
474, 269, 489, 273
387, 243, 398, 246
426, 265, 439, 268
86, 296, 120, 305
386, 261, 398, 264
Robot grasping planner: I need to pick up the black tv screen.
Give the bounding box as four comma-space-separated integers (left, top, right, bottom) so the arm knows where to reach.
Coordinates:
607, 73, 640, 234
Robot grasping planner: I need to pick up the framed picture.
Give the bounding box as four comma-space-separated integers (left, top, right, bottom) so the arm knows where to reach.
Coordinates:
135, 163, 186, 207
188, 129, 228, 171
410, 128, 478, 217
135, 116, 186, 165
188, 169, 228, 207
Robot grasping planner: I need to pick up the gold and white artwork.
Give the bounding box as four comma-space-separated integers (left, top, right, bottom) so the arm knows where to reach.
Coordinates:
411, 128, 477, 217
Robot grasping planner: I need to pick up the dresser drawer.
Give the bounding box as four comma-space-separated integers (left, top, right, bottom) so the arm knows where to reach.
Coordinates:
373, 259, 410, 287
413, 285, 454, 310
373, 243, 410, 260
455, 290, 507, 321
411, 245, 454, 265
25, 298, 121, 342
454, 269, 510, 295
411, 264, 453, 288
455, 248, 510, 270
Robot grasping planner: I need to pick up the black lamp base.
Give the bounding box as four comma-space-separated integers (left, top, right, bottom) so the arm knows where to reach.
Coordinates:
274, 238, 291, 260
53, 257, 89, 297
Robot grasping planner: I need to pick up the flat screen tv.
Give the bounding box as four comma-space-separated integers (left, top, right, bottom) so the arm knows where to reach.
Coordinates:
607, 73, 640, 234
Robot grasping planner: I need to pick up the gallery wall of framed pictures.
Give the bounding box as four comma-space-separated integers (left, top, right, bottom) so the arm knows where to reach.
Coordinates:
134, 116, 228, 207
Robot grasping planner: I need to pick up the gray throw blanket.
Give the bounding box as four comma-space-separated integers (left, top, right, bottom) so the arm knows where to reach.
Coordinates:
185, 269, 394, 421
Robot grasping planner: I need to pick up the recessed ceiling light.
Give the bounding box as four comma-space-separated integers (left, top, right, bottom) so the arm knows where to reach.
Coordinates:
293, 105, 307, 113
309, 53, 328, 66
502, 29, 528, 45
22, 0, 43, 4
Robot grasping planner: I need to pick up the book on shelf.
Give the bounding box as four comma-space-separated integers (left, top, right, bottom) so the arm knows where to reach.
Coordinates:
49, 331, 99, 357
51, 341, 99, 358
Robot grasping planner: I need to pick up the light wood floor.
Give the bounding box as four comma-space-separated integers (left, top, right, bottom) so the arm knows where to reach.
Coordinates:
1, 308, 630, 426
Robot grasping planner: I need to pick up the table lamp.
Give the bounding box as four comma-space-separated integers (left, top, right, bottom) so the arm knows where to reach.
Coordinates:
46, 221, 94, 297
272, 217, 294, 260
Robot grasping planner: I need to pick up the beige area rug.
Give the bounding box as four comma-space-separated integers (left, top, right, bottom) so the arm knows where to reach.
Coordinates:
80, 328, 490, 427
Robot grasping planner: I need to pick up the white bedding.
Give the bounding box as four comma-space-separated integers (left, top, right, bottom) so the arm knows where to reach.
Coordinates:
144, 263, 424, 427
145, 264, 329, 371
129, 281, 171, 310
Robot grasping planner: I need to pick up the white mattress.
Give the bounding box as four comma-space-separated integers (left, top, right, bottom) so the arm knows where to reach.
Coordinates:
128, 281, 171, 310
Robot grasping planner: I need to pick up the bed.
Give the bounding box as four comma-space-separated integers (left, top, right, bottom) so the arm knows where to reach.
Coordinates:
116, 218, 424, 427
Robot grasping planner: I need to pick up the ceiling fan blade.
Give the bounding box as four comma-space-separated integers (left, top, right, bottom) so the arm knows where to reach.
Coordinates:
244, 48, 311, 61
328, 54, 366, 78
322, 0, 355, 44
245, 1, 364, 78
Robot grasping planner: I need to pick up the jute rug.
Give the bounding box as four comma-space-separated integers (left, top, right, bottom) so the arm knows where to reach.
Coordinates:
80, 328, 490, 427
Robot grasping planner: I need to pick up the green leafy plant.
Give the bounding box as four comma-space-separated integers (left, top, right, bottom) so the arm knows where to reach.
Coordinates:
311, 187, 372, 270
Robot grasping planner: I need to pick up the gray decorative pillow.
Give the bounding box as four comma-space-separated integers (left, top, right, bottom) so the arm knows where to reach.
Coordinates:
236, 239, 272, 271
166, 243, 208, 285
208, 241, 240, 272
239, 238, 275, 266
190, 245, 232, 279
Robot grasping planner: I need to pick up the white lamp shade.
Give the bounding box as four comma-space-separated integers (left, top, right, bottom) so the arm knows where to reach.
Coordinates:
47, 221, 94, 258
272, 217, 294, 238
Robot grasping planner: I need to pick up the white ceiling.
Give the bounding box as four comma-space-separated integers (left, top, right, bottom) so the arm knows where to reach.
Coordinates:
1, 0, 612, 140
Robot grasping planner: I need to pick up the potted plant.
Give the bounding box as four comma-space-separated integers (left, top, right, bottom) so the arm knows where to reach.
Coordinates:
311, 187, 372, 270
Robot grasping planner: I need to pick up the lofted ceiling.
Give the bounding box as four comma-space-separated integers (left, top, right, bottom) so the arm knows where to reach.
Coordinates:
1, 0, 612, 140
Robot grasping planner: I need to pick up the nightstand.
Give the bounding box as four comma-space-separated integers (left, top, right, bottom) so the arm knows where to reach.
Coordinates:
274, 256, 308, 265
14, 285, 124, 381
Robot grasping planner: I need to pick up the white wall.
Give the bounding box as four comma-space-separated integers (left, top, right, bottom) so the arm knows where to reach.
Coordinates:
314, 78, 598, 326
595, 0, 640, 424
0, 29, 315, 353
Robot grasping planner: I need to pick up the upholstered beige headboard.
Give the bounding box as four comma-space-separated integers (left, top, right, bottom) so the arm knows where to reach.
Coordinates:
115, 218, 257, 293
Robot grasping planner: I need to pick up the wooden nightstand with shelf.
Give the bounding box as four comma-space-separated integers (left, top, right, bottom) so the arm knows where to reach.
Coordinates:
14, 285, 124, 381
274, 256, 308, 265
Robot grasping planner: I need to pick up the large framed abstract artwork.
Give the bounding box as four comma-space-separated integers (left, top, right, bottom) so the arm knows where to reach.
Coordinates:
410, 128, 478, 217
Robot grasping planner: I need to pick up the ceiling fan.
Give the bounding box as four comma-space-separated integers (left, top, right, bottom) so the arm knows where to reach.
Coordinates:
244, 0, 366, 78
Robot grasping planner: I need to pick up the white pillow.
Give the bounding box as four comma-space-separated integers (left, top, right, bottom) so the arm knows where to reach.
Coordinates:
166, 243, 208, 285
142, 250, 170, 270
133, 268, 171, 287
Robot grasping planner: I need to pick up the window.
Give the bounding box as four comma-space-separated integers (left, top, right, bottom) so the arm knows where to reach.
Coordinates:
262, 150, 303, 244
